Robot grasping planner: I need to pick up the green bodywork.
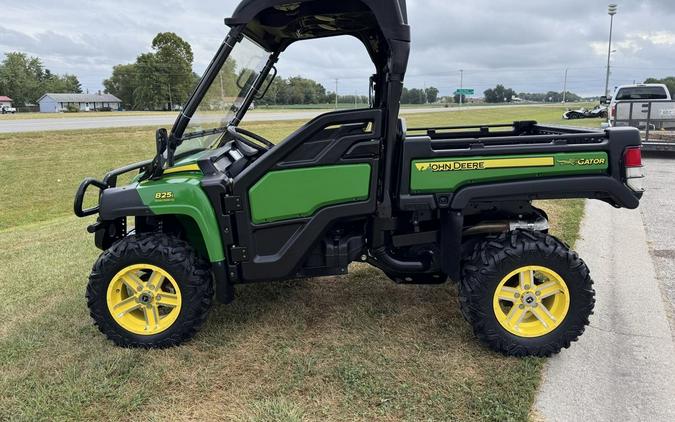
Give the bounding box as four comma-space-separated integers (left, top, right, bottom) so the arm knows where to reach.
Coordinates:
136, 171, 225, 262
124, 151, 607, 261
410, 152, 609, 193
248, 164, 372, 224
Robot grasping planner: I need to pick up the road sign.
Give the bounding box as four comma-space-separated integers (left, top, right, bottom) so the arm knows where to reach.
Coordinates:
454, 88, 474, 95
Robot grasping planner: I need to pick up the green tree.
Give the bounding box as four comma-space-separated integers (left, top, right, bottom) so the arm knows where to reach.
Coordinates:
152, 32, 195, 109
484, 84, 515, 103
256, 76, 328, 105
400, 87, 425, 104
103, 64, 138, 109
424, 86, 439, 103
0, 52, 82, 106
103, 32, 196, 110
0, 53, 42, 106
42, 72, 82, 94
133, 53, 162, 110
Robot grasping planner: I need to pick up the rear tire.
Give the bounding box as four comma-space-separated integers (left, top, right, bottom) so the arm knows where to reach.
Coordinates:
86, 232, 213, 348
458, 230, 594, 357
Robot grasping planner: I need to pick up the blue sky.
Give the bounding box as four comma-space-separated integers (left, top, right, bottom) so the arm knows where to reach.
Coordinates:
1, 0, 673, 97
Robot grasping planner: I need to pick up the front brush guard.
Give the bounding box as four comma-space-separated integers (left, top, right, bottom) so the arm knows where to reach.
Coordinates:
73, 159, 152, 218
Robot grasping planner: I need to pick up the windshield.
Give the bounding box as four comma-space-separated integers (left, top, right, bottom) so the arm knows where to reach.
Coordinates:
176, 35, 268, 156
615, 86, 668, 100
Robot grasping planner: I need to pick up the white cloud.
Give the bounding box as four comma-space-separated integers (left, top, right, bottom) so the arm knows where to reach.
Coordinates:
636, 31, 675, 45
0, 0, 673, 97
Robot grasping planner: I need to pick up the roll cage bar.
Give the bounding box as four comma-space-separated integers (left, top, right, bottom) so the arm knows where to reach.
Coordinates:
147, 0, 411, 221
159, 0, 410, 157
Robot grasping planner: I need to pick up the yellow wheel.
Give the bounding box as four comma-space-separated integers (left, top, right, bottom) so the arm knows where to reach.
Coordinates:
106, 264, 182, 335
87, 233, 213, 348
492, 266, 570, 338
459, 230, 595, 356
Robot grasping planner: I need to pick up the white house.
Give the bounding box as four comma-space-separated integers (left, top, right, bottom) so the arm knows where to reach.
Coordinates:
0, 96, 12, 108
38, 93, 122, 113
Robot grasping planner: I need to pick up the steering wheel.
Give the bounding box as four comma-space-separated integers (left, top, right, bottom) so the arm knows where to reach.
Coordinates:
227, 125, 274, 153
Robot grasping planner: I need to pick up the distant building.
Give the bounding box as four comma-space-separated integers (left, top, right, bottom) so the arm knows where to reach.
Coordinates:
38, 93, 122, 113
0, 96, 12, 107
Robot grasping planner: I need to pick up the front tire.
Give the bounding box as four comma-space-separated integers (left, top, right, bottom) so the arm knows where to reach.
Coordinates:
86, 233, 213, 348
459, 230, 594, 356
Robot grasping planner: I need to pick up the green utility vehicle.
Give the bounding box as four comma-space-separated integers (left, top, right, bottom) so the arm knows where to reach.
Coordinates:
75, 0, 644, 356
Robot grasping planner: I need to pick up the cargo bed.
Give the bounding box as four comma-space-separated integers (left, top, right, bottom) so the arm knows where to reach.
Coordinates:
398, 120, 643, 211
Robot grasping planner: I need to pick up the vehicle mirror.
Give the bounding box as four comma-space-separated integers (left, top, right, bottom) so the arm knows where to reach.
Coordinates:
236, 70, 250, 90
599, 96, 607, 105
155, 128, 169, 166
155, 128, 168, 155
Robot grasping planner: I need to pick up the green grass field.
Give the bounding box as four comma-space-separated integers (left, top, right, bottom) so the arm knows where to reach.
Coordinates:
0, 106, 589, 421
0, 110, 176, 120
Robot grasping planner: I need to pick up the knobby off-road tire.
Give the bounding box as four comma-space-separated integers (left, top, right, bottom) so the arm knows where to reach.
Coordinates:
86, 233, 213, 348
459, 230, 595, 357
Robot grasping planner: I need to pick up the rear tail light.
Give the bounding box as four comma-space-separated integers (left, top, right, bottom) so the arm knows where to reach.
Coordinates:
624, 147, 642, 167
623, 147, 644, 192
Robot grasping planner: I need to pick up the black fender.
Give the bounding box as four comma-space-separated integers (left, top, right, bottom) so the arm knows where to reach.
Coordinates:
450, 176, 640, 210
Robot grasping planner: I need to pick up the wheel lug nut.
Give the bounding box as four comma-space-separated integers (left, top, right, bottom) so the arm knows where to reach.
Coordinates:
535, 291, 541, 296
514, 292, 520, 298
519, 304, 525, 309
524, 285, 530, 290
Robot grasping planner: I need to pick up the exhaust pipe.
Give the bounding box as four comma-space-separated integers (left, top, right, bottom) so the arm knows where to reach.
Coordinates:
463, 217, 549, 236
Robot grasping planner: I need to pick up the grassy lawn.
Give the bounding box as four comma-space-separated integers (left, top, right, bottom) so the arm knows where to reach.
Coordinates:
0, 110, 176, 120
0, 107, 588, 421
0, 109, 322, 121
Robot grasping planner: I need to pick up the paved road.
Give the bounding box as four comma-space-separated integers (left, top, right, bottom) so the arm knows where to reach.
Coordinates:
641, 154, 675, 338
535, 161, 675, 421
0, 104, 560, 134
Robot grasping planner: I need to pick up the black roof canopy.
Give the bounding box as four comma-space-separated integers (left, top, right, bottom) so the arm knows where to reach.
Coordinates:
225, 0, 410, 55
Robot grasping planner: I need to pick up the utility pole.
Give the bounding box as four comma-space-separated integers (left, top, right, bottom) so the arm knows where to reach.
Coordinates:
334, 78, 339, 110
562, 68, 568, 104
604, 4, 618, 99
459, 69, 464, 108
423, 79, 427, 104
167, 80, 173, 111
219, 73, 225, 99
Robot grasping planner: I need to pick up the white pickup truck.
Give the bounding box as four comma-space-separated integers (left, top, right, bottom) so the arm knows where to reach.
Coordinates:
0, 105, 17, 114
608, 83, 671, 126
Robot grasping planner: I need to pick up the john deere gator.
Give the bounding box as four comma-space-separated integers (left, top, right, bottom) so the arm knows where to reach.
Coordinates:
74, 0, 644, 355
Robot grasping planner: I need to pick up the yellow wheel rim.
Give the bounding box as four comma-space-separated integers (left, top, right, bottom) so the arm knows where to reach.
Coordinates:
106, 264, 182, 335
492, 265, 570, 338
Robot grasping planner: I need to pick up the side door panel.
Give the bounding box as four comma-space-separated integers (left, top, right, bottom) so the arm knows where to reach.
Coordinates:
248, 163, 372, 224
231, 109, 382, 281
